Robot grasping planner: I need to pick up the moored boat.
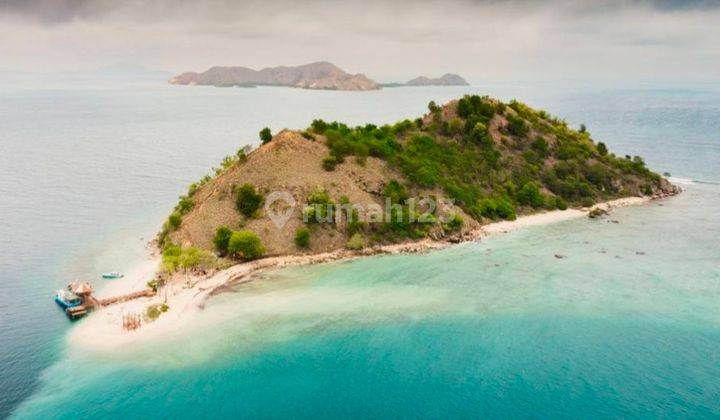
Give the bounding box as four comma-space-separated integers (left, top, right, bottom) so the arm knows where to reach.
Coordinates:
102, 271, 124, 279
54, 289, 82, 308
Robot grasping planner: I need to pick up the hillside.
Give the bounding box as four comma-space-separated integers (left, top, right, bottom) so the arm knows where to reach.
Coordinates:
169, 61, 378, 91
159, 95, 677, 266
406, 73, 469, 86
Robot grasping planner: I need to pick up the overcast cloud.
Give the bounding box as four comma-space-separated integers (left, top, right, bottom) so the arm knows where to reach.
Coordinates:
1, 0, 718, 81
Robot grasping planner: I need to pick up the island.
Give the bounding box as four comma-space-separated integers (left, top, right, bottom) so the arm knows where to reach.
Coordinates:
380, 73, 470, 87
72, 95, 678, 346
405, 73, 469, 86
169, 61, 379, 91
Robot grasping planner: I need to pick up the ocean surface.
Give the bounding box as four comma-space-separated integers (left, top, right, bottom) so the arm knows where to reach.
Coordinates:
1, 77, 719, 418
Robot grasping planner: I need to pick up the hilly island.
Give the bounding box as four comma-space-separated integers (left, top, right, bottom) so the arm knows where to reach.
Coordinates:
73, 94, 678, 347
159, 95, 676, 271
169, 61, 378, 90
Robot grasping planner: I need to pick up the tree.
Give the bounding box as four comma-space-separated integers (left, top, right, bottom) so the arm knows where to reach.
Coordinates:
597, 142, 608, 156
235, 183, 263, 217
294, 227, 310, 248
228, 230, 265, 260
213, 226, 233, 254
259, 127, 273, 144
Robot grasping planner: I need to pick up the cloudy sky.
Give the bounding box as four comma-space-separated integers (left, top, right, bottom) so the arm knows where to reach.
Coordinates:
1, 0, 718, 82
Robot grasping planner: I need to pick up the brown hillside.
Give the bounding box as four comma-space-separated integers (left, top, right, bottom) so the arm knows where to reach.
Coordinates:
170, 131, 477, 256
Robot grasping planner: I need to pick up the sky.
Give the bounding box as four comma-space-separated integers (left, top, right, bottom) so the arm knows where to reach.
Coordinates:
0, 0, 719, 82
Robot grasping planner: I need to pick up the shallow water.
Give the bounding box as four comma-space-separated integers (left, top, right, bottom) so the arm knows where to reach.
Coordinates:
2, 78, 720, 418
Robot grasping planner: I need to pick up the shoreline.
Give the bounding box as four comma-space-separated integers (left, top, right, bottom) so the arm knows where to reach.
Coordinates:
69, 194, 667, 351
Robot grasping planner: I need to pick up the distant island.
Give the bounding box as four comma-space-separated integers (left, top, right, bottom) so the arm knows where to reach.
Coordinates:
405, 73, 469, 86
380, 73, 469, 88
169, 61, 378, 91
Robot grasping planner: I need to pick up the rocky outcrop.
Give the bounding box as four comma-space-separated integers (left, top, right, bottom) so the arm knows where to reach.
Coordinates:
405, 73, 469, 86
169, 61, 379, 91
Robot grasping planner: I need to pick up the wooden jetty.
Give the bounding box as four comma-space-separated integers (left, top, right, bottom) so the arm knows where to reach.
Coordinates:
58, 281, 156, 320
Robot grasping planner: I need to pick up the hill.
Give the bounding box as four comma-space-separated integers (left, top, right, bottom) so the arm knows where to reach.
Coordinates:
158, 95, 677, 268
169, 61, 378, 91
406, 74, 469, 86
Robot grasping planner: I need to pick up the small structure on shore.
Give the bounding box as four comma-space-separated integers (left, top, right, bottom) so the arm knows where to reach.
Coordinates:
122, 313, 142, 331
55, 280, 155, 320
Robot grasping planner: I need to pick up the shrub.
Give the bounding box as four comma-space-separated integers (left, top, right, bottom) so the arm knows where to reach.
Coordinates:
146, 305, 162, 320
517, 182, 544, 208
235, 183, 263, 217
383, 180, 409, 204
580, 197, 595, 207
322, 156, 338, 171
294, 227, 310, 248
531, 137, 549, 157
304, 188, 336, 224
176, 195, 194, 214
168, 212, 182, 230
259, 127, 273, 144
213, 226, 233, 254
227, 230, 265, 260
554, 196, 568, 210
444, 213, 464, 232
161, 245, 215, 272
311, 119, 328, 133
346, 233, 366, 250
475, 197, 516, 221
506, 114, 529, 137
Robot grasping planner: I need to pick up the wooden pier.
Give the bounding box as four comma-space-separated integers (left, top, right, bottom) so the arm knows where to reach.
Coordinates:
58, 281, 156, 320
96, 289, 155, 307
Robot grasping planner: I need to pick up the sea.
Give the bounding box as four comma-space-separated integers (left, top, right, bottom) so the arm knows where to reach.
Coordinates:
1, 75, 719, 419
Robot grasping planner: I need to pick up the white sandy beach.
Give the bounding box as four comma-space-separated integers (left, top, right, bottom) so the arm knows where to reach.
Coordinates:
70, 195, 655, 351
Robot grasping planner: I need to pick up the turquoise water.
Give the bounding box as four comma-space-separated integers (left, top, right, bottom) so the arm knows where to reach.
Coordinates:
2, 78, 720, 418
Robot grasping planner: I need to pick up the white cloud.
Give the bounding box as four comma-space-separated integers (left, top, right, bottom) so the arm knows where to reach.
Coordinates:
1, 0, 718, 82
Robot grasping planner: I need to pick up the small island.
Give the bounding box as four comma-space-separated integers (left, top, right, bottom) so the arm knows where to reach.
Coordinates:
169, 61, 379, 91
405, 73, 469, 86
382, 73, 470, 87
73, 95, 678, 346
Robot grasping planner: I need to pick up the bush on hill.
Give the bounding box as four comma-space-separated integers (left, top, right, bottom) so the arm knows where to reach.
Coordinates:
228, 230, 265, 260
235, 183, 263, 218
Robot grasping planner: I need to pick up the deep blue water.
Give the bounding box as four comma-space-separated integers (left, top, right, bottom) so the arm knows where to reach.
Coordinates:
1, 78, 719, 418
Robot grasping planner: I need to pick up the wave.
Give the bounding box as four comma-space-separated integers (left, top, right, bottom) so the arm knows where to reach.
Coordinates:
668, 176, 720, 186
667, 176, 696, 185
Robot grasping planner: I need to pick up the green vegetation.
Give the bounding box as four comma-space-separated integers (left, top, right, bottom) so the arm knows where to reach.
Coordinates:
294, 227, 311, 248
516, 182, 545, 208
260, 127, 273, 144
213, 226, 233, 255
159, 94, 669, 257
167, 212, 183, 230
303, 188, 336, 223
227, 230, 265, 260
308, 94, 665, 226
161, 244, 216, 272
147, 305, 162, 320
146, 303, 169, 321
444, 213, 464, 232
346, 233, 366, 250
235, 183, 263, 218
